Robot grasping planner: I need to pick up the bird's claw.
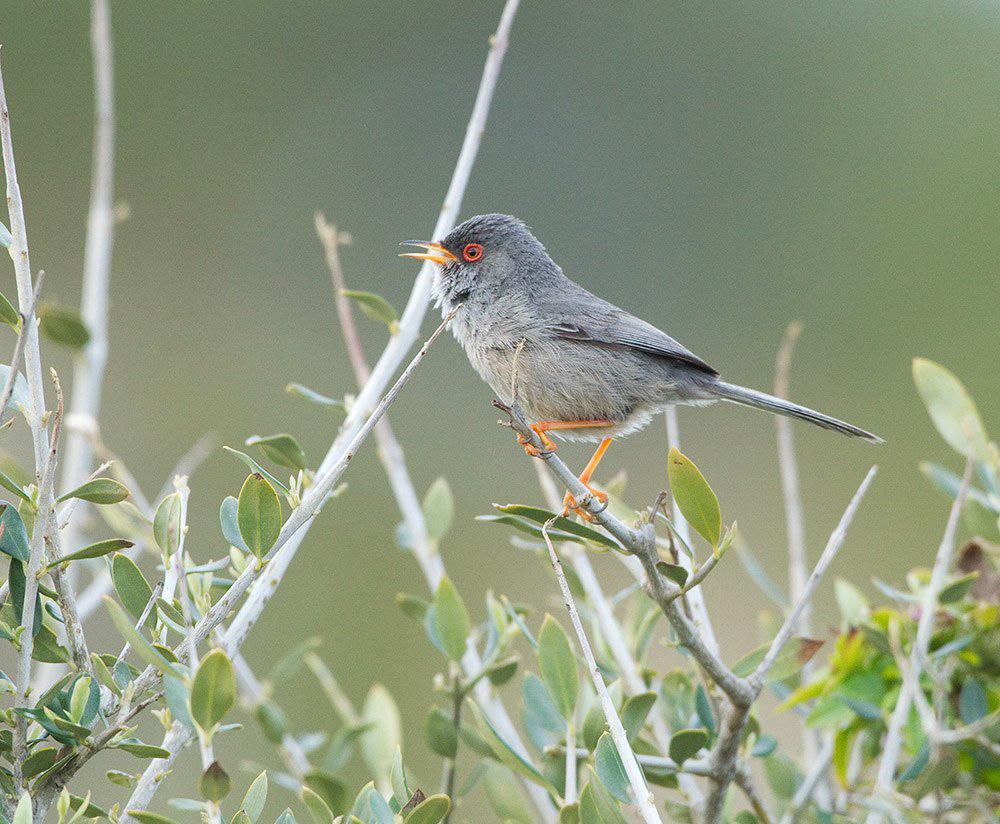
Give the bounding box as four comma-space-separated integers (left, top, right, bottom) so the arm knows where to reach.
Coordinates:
561, 485, 608, 521
517, 427, 556, 457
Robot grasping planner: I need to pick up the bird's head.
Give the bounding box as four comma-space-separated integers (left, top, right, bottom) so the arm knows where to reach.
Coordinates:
400, 213, 558, 308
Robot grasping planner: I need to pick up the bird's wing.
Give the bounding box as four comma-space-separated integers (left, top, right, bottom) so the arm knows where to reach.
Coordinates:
543, 284, 718, 376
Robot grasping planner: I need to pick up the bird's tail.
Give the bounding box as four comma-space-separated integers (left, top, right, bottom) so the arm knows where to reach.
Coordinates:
709, 380, 883, 443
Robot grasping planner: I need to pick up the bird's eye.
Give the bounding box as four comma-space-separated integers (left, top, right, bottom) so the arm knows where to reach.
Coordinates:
463, 243, 483, 262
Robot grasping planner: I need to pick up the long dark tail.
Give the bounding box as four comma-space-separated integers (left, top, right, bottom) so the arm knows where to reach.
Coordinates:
709, 380, 883, 443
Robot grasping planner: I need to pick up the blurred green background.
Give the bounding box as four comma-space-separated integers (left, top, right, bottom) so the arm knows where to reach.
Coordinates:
4, 0, 999, 813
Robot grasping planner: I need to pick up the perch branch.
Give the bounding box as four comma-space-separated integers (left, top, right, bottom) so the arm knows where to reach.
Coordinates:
541, 521, 662, 824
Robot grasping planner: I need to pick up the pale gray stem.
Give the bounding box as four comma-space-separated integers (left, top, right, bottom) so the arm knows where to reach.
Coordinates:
866, 455, 973, 824
319, 214, 551, 818
541, 522, 662, 824
60, 0, 116, 556
781, 733, 835, 824
0, 272, 43, 428
125, 1, 522, 812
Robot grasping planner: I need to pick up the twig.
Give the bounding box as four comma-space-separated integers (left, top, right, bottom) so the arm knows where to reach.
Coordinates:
59, 0, 116, 562
541, 521, 662, 824
319, 213, 552, 818
780, 733, 834, 824
866, 456, 973, 823
113, 581, 163, 670
703, 467, 876, 824
774, 322, 826, 801
153, 433, 215, 505
551, 746, 715, 777
125, 0, 523, 812
0, 272, 43, 428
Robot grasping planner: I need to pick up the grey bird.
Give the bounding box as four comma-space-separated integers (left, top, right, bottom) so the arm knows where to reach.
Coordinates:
401, 214, 880, 514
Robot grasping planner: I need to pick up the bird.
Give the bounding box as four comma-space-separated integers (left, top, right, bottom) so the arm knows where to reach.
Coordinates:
400, 214, 881, 517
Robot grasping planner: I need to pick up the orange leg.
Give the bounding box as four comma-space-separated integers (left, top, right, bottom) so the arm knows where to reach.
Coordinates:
517, 419, 613, 457
562, 437, 614, 520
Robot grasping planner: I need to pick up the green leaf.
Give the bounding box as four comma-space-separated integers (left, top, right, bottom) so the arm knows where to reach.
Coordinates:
128, 813, 180, 824
57, 477, 131, 505
303, 772, 349, 816
403, 795, 451, 824
223, 446, 290, 492
477, 514, 589, 546
38, 304, 91, 349
189, 649, 237, 735
104, 597, 180, 676
537, 614, 579, 720
396, 592, 429, 621
106, 770, 134, 787
163, 673, 195, 730
432, 576, 471, 661
241, 771, 268, 823
468, 701, 557, 794
111, 553, 155, 627
560, 804, 581, 824
426, 707, 459, 758
9, 558, 42, 636
751, 733, 778, 758
959, 679, 988, 724
492, 504, 623, 551
285, 383, 347, 411
667, 448, 721, 547
621, 692, 657, 743
0, 291, 19, 328
763, 752, 801, 800
341, 290, 399, 331
254, 698, 287, 743
22, 746, 59, 779
731, 637, 824, 682
360, 684, 401, 786
912, 358, 990, 460
593, 733, 632, 803
300, 786, 334, 824
219, 496, 249, 551
200, 761, 232, 802
422, 477, 454, 541
939, 572, 978, 604
0, 505, 30, 560
578, 767, 628, 824
655, 561, 688, 587
47, 538, 134, 569
0, 467, 30, 501
13, 792, 32, 824
246, 434, 308, 472
153, 492, 183, 558
237, 473, 282, 559
669, 728, 708, 765
0, 221, 12, 250
115, 738, 173, 759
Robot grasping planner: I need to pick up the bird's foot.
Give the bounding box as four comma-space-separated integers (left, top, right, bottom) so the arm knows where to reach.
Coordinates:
561, 484, 608, 521
517, 426, 556, 457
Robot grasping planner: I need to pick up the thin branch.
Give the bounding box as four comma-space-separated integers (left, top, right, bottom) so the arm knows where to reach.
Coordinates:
703, 467, 876, 824
59, 0, 116, 555
780, 733, 834, 824
541, 521, 662, 824
0, 271, 43, 428
552, 747, 715, 778
867, 456, 973, 823
319, 212, 552, 818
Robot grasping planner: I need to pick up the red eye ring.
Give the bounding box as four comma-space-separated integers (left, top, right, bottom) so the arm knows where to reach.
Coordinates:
463, 243, 483, 262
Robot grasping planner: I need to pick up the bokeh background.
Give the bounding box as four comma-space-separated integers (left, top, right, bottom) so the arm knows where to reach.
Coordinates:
4, 0, 999, 814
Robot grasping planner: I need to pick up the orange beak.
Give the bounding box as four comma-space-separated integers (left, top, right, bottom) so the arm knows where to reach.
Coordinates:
398, 240, 457, 266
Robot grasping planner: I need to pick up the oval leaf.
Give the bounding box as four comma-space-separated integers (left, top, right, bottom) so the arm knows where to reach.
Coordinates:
667, 448, 721, 547
432, 576, 470, 661
57, 477, 131, 505
48, 538, 134, 568
246, 434, 308, 472
403, 795, 451, 824
219, 495, 249, 551
537, 614, 579, 720
912, 358, 990, 459
0, 291, 19, 328
341, 290, 398, 331
189, 649, 237, 735
669, 728, 708, 765
38, 305, 91, 349
237, 474, 282, 559
199, 761, 232, 802
111, 553, 155, 627
594, 733, 632, 803
422, 478, 454, 541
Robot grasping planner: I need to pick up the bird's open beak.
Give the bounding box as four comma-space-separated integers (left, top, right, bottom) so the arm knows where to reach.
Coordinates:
398, 240, 457, 266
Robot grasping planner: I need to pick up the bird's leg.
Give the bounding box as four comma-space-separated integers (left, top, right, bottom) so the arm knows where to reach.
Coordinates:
517, 419, 613, 457
561, 436, 613, 520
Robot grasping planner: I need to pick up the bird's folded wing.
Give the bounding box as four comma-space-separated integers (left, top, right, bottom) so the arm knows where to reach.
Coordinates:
545, 286, 718, 376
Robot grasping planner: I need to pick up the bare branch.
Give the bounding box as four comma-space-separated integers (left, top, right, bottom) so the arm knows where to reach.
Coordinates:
541, 521, 662, 824
0, 271, 43, 428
